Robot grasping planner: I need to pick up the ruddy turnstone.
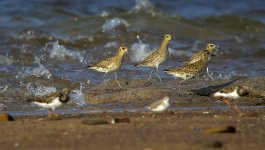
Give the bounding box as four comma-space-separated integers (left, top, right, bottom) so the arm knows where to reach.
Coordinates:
27, 88, 71, 117
87, 46, 128, 88
135, 34, 173, 82
213, 85, 250, 113
147, 96, 170, 112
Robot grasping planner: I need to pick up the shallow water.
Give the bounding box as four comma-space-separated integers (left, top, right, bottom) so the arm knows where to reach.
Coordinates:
0, 0, 265, 114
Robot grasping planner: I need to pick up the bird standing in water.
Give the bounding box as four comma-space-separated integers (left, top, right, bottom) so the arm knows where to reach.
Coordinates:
27, 88, 71, 118
135, 34, 173, 82
88, 46, 128, 88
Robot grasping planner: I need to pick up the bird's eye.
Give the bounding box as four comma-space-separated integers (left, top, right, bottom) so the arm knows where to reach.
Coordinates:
210, 44, 213, 47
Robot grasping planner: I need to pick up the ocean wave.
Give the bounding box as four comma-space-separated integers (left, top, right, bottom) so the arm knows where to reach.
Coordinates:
129, 0, 159, 16
16, 57, 52, 79
26, 82, 56, 97
102, 17, 129, 32
41, 41, 86, 63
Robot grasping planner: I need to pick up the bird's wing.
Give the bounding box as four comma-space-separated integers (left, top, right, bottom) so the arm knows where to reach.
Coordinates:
27, 92, 60, 103
150, 99, 163, 108
186, 51, 203, 64
138, 50, 160, 66
91, 57, 115, 69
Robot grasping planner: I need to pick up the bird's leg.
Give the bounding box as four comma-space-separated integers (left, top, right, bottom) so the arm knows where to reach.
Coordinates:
103, 72, 108, 88
148, 69, 154, 81
234, 101, 240, 113
206, 67, 214, 81
114, 72, 121, 88
178, 79, 186, 96
223, 98, 232, 112
48, 109, 60, 118
48, 110, 53, 118
156, 67, 162, 82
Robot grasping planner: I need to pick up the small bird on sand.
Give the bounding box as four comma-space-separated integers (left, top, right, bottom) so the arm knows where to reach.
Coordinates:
147, 96, 170, 112
164, 51, 211, 94
135, 34, 173, 82
213, 85, 250, 113
27, 88, 71, 118
186, 43, 218, 80
87, 46, 128, 88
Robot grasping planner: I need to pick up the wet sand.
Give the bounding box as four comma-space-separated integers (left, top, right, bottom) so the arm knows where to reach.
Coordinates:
1, 109, 265, 150
1, 77, 265, 150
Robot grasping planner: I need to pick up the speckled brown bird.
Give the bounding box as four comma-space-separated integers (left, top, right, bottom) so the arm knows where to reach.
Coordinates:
27, 88, 71, 117
88, 46, 128, 88
164, 51, 211, 94
135, 34, 173, 82
213, 85, 250, 113
187, 43, 218, 80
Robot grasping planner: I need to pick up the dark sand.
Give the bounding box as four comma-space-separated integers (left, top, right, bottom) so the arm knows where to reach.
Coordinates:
1, 77, 265, 150
1, 110, 265, 150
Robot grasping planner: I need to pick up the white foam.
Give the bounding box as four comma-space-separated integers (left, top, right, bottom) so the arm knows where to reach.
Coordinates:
16, 57, 52, 79
104, 42, 119, 48
129, 36, 152, 63
0, 55, 13, 65
0, 85, 8, 93
168, 47, 193, 58
0, 103, 6, 111
102, 17, 129, 32
42, 41, 85, 63
129, 0, 157, 16
216, 71, 238, 80
26, 83, 56, 97
100, 11, 109, 18
70, 83, 86, 107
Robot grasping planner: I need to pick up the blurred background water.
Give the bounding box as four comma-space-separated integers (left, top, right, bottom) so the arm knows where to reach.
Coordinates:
0, 0, 265, 114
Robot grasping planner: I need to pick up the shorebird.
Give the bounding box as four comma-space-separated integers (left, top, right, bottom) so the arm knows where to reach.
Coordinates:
147, 96, 170, 112
164, 51, 211, 94
213, 85, 250, 113
27, 88, 71, 117
187, 43, 218, 80
87, 46, 128, 88
135, 34, 173, 82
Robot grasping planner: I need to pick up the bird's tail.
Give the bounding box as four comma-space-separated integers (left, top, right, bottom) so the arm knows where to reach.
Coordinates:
26, 98, 34, 102
163, 69, 172, 72
135, 62, 145, 67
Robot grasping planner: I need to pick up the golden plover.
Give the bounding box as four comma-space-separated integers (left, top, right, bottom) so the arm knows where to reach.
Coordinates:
213, 85, 250, 113
164, 51, 211, 94
135, 34, 173, 82
88, 46, 128, 88
147, 96, 170, 112
27, 88, 71, 118
187, 43, 218, 80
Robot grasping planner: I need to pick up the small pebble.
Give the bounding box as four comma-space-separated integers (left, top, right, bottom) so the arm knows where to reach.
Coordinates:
114, 118, 130, 123
81, 118, 114, 125
204, 125, 236, 134
203, 140, 223, 148
0, 113, 15, 121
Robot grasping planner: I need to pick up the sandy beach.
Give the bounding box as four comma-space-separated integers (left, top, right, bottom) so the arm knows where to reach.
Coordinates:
1, 109, 265, 150
1, 77, 265, 150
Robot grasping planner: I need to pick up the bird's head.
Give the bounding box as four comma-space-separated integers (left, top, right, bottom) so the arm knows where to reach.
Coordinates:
164, 34, 173, 41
